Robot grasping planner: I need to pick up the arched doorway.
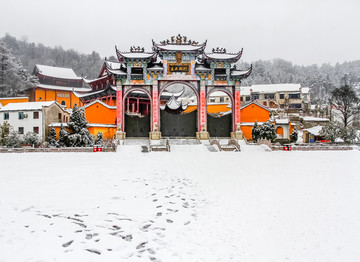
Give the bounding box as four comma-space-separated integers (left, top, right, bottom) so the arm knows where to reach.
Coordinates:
207, 89, 233, 137
123, 89, 151, 137
159, 81, 199, 137
276, 126, 283, 138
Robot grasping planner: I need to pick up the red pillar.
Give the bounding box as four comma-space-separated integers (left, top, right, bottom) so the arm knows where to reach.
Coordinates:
116, 87, 123, 131
199, 84, 206, 131
234, 85, 241, 132
152, 81, 159, 131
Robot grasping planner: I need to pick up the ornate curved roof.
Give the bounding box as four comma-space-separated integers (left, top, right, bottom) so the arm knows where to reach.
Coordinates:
115, 46, 157, 63
152, 34, 206, 53
203, 48, 243, 63
231, 64, 252, 79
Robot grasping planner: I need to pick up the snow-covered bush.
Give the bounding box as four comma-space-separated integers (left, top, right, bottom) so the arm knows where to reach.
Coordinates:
5, 130, 23, 148
95, 132, 103, 145
0, 122, 11, 146
24, 132, 41, 147
48, 127, 57, 147
259, 121, 277, 142
251, 121, 261, 142
338, 125, 357, 144
319, 121, 341, 143
290, 128, 298, 143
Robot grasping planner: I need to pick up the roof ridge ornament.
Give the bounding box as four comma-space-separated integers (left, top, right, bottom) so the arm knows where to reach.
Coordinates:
160, 34, 199, 45
212, 47, 227, 53
130, 46, 145, 53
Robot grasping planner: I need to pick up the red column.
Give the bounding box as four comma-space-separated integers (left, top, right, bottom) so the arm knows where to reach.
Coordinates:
199, 86, 206, 131
152, 82, 159, 131
116, 87, 123, 131
234, 85, 241, 132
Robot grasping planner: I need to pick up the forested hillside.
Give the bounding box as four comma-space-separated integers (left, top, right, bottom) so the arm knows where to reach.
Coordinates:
1, 33, 360, 103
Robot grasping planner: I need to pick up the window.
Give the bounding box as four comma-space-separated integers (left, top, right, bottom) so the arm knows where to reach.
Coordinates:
289, 93, 300, 99
18, 127, 24, 134
4, 112, 9, 120
18, 112, 25, 120
289, 103, 302, 108
33, 127, 39, 134
61, 101, 66, 106
58, 113, 62, 121
264, 93, 275, 99
33, 112, 39, 119
210, 98, 215, 103
279, 94, 285, 99
246, 96, 251, 101
251, 94, 259, 100
219, 97, 224, 102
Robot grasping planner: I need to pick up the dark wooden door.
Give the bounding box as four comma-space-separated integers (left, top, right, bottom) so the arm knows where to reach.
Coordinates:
207, 113, 232, 137
125, 114, 150, 137
160, 110, 197, 137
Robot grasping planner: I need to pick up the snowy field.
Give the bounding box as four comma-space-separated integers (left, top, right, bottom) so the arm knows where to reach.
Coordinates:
0, 147, 360, 262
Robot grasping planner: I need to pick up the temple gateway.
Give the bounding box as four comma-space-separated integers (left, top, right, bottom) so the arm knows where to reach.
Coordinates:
76, 34, 252, 140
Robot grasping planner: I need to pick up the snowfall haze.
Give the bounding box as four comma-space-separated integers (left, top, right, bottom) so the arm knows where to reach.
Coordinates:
0, 0, 359, 65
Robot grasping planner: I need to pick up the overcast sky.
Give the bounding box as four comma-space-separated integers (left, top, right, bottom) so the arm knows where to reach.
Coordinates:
0, 0, 359, 66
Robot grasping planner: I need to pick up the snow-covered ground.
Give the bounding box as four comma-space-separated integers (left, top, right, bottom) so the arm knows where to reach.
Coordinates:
0, 148, 360, 261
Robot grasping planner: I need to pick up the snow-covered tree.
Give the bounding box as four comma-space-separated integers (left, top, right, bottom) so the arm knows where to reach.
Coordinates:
24, 132, 40, 147
5, 130, 23, 148
57, 124, 69, 147
0, 40, 38, 97
290, 128, 298, 143
251, 121, 261, 142
67, 104, 94, 147
48, 127, 57, 147
319, 121, 341, 143
259, 122, 277, 141
0, 122, 11, 146
95, 131, 103, 145
338, 125, 357, 144
331, 84, 359, 127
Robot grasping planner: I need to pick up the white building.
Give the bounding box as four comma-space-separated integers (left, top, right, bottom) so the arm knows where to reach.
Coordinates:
0, 101, 70, 141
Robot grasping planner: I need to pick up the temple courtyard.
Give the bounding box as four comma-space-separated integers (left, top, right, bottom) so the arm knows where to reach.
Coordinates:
0, 147, 359, 261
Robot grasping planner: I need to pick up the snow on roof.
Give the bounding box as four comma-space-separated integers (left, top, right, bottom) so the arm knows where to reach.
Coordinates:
301, 87, 310, 94
0, 101, 56, 112
275, 119, 289, 124
195, 64, 211, 71
105, 61, 121, 70
205, 53, 240, 60
302, 116, 329, 122
147, 65, 163, 71
37, 84, 92, 92
209, 91, 230, 97
0, 96, 29, 100
82, 99, 116, 110
36, 64, 81, 80
303, 125, 323, 136
119, 52, 156, 59
242, 84, 301, 94
241, 122, 266, 126
157, 44, 204, 51
82, 75, 108, 84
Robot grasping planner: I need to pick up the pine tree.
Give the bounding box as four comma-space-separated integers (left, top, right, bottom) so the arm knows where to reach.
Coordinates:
0, 40, 38, 97
67, 104, 94, 147
95, 132, 103, 145
48, 127, 57, 147
290, 128, 298, 143
319, 121, 341, 143
58, 124, 69, 147
0, 122, 11, 146
251, 121, 261, 142
259, 122, 277, 141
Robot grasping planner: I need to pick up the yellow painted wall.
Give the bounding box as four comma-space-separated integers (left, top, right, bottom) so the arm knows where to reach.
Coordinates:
88, 126, 116, 140
241, 104, 270, 123
34, 88, 82, 108
0, 97, 29, 106
84, 102, 116, 125
241, 126, 254, 140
